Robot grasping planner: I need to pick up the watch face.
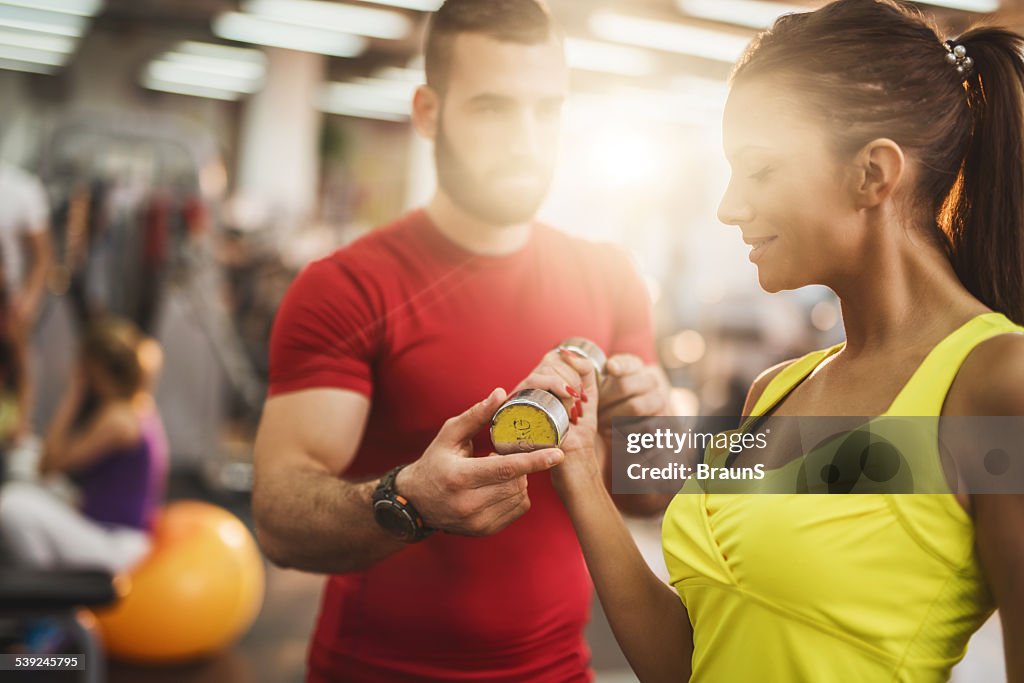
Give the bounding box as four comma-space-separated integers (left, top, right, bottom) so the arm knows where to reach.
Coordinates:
374, 501, 416, 541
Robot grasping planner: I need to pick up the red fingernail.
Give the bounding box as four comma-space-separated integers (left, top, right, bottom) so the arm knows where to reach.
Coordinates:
580, 386, 588, 403
577, 399, 584, 418
570, 403, 578, 424
566, 385, 579, 398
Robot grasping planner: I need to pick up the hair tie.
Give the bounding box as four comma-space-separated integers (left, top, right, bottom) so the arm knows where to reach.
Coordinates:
944, 40, 974, 80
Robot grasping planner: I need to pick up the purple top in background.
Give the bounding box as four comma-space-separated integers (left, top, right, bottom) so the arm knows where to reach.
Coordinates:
77, 409, 169, 531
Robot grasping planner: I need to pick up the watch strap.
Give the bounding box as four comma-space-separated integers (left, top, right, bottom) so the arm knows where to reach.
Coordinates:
373, 465, 434, 542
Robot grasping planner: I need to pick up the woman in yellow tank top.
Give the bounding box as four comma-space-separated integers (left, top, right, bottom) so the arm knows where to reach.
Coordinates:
541, 1, 1024, 681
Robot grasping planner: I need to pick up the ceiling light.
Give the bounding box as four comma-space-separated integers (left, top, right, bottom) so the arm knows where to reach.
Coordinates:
565, 37, 657, 77
350, 76, 417, 100
676, 0, 809, 30
213, 12, 368, 58
160, 52, 264, 80
146, 62, 262, 94
371, 65, 424, 83
241, 0, 411, 40
177, 40, 266, 64
0, 27, 75, 52
352, 0, 443, 10
0, 56, 56, 73
0, 0, 102, 17
0, 42, 66, 65
141, 75, 243, 101
0, 4, 86, 36
161, 41, 266, 80
590, 11, 753, 64
317, 105, 405, 123
141, 41, 265, 100
319, 80, 412, 121
915, 1, 998, 10
318, 102, 407, 122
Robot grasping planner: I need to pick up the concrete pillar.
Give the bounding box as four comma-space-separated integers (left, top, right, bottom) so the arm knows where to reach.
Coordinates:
236, 47, 325, 232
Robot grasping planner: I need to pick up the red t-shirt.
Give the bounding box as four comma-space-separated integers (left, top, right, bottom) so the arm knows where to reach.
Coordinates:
268, 209, 655, 683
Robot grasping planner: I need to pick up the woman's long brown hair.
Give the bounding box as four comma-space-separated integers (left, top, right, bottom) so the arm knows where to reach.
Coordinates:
733, 0, 1024, 323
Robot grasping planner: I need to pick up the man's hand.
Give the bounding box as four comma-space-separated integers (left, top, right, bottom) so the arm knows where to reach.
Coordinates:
598, 354, 670, 431
397, 387, 565, 536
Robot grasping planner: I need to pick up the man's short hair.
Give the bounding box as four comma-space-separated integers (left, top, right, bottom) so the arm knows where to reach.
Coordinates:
424, 0, 557, 94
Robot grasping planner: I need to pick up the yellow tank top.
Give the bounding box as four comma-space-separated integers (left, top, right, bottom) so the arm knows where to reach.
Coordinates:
662, 312, 1022, 682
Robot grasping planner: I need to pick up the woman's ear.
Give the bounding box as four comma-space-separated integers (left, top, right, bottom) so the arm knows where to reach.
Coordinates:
849, 138, 905, 209
412, 85, 440, 140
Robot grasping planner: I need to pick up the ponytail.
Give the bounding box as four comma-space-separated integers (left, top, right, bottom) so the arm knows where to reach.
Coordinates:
946, 27, 1024, 324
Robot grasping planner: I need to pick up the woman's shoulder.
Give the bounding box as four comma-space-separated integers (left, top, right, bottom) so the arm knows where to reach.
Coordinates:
742, 341, 846, 416
92, 402, 144, 449
742, 357, 801, 416
946, 331, 1024, 416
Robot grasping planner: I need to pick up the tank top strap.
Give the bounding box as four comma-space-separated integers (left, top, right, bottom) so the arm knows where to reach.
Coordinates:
887, 312, 1024, 416
749, 343, 845, 418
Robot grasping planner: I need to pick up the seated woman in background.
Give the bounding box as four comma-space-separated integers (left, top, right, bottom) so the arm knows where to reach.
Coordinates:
0, 316, 168, 572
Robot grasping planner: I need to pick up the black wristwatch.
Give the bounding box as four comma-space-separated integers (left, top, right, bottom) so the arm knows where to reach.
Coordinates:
372, 465, 435, 543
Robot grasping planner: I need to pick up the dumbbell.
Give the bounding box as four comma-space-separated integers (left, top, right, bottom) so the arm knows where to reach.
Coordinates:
490, 337, 606, 455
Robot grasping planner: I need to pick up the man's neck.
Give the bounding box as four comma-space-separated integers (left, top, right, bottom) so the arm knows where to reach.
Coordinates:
424, 191, 532, 256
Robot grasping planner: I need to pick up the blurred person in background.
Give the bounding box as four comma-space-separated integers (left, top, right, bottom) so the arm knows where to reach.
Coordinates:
0, 316, 168, 573
542, 1, 1024, 682
253, 0, 670, 681
0, 161, 53, 442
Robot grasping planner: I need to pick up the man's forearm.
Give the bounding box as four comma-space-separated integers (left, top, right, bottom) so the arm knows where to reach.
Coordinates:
253, 467, 409, 574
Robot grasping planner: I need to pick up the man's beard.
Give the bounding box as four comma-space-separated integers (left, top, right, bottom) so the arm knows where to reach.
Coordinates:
434, 120, 553, 226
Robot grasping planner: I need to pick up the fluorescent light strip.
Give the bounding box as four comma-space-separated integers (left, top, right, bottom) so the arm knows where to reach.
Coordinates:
319, 103, 407, 122
321, 82, 412, 114
0, 27, 75, 52
160, 52, 265, 80
676, 0, 809, 30
353, 0, 443, 10
0, 56, 56, 73
242, 0, 411, 40
213, 12, 368, 58
350, 76, 417, 100
142, 75, 242, 101
565, 37, 657, 77
0, 5, 86, 36
916, 0, 999, 10
0, 0, 103, 17
0, 43, 66, 65
371, 65, 424, 83
177, 40, 266, 64
140, 41, 265, 101
319, 81, 412, 120
146, 61, 263, 94
590, 11, 753, 63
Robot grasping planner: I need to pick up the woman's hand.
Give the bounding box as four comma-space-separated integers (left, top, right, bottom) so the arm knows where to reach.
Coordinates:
512, 346, 603, 494
516, 349, 695, 683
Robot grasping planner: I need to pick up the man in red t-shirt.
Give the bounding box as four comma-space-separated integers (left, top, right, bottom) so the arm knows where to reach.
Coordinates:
253, 2, 671, 681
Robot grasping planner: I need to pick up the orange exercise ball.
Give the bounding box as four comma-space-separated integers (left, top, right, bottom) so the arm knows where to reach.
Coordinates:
93, 500, 265, 663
